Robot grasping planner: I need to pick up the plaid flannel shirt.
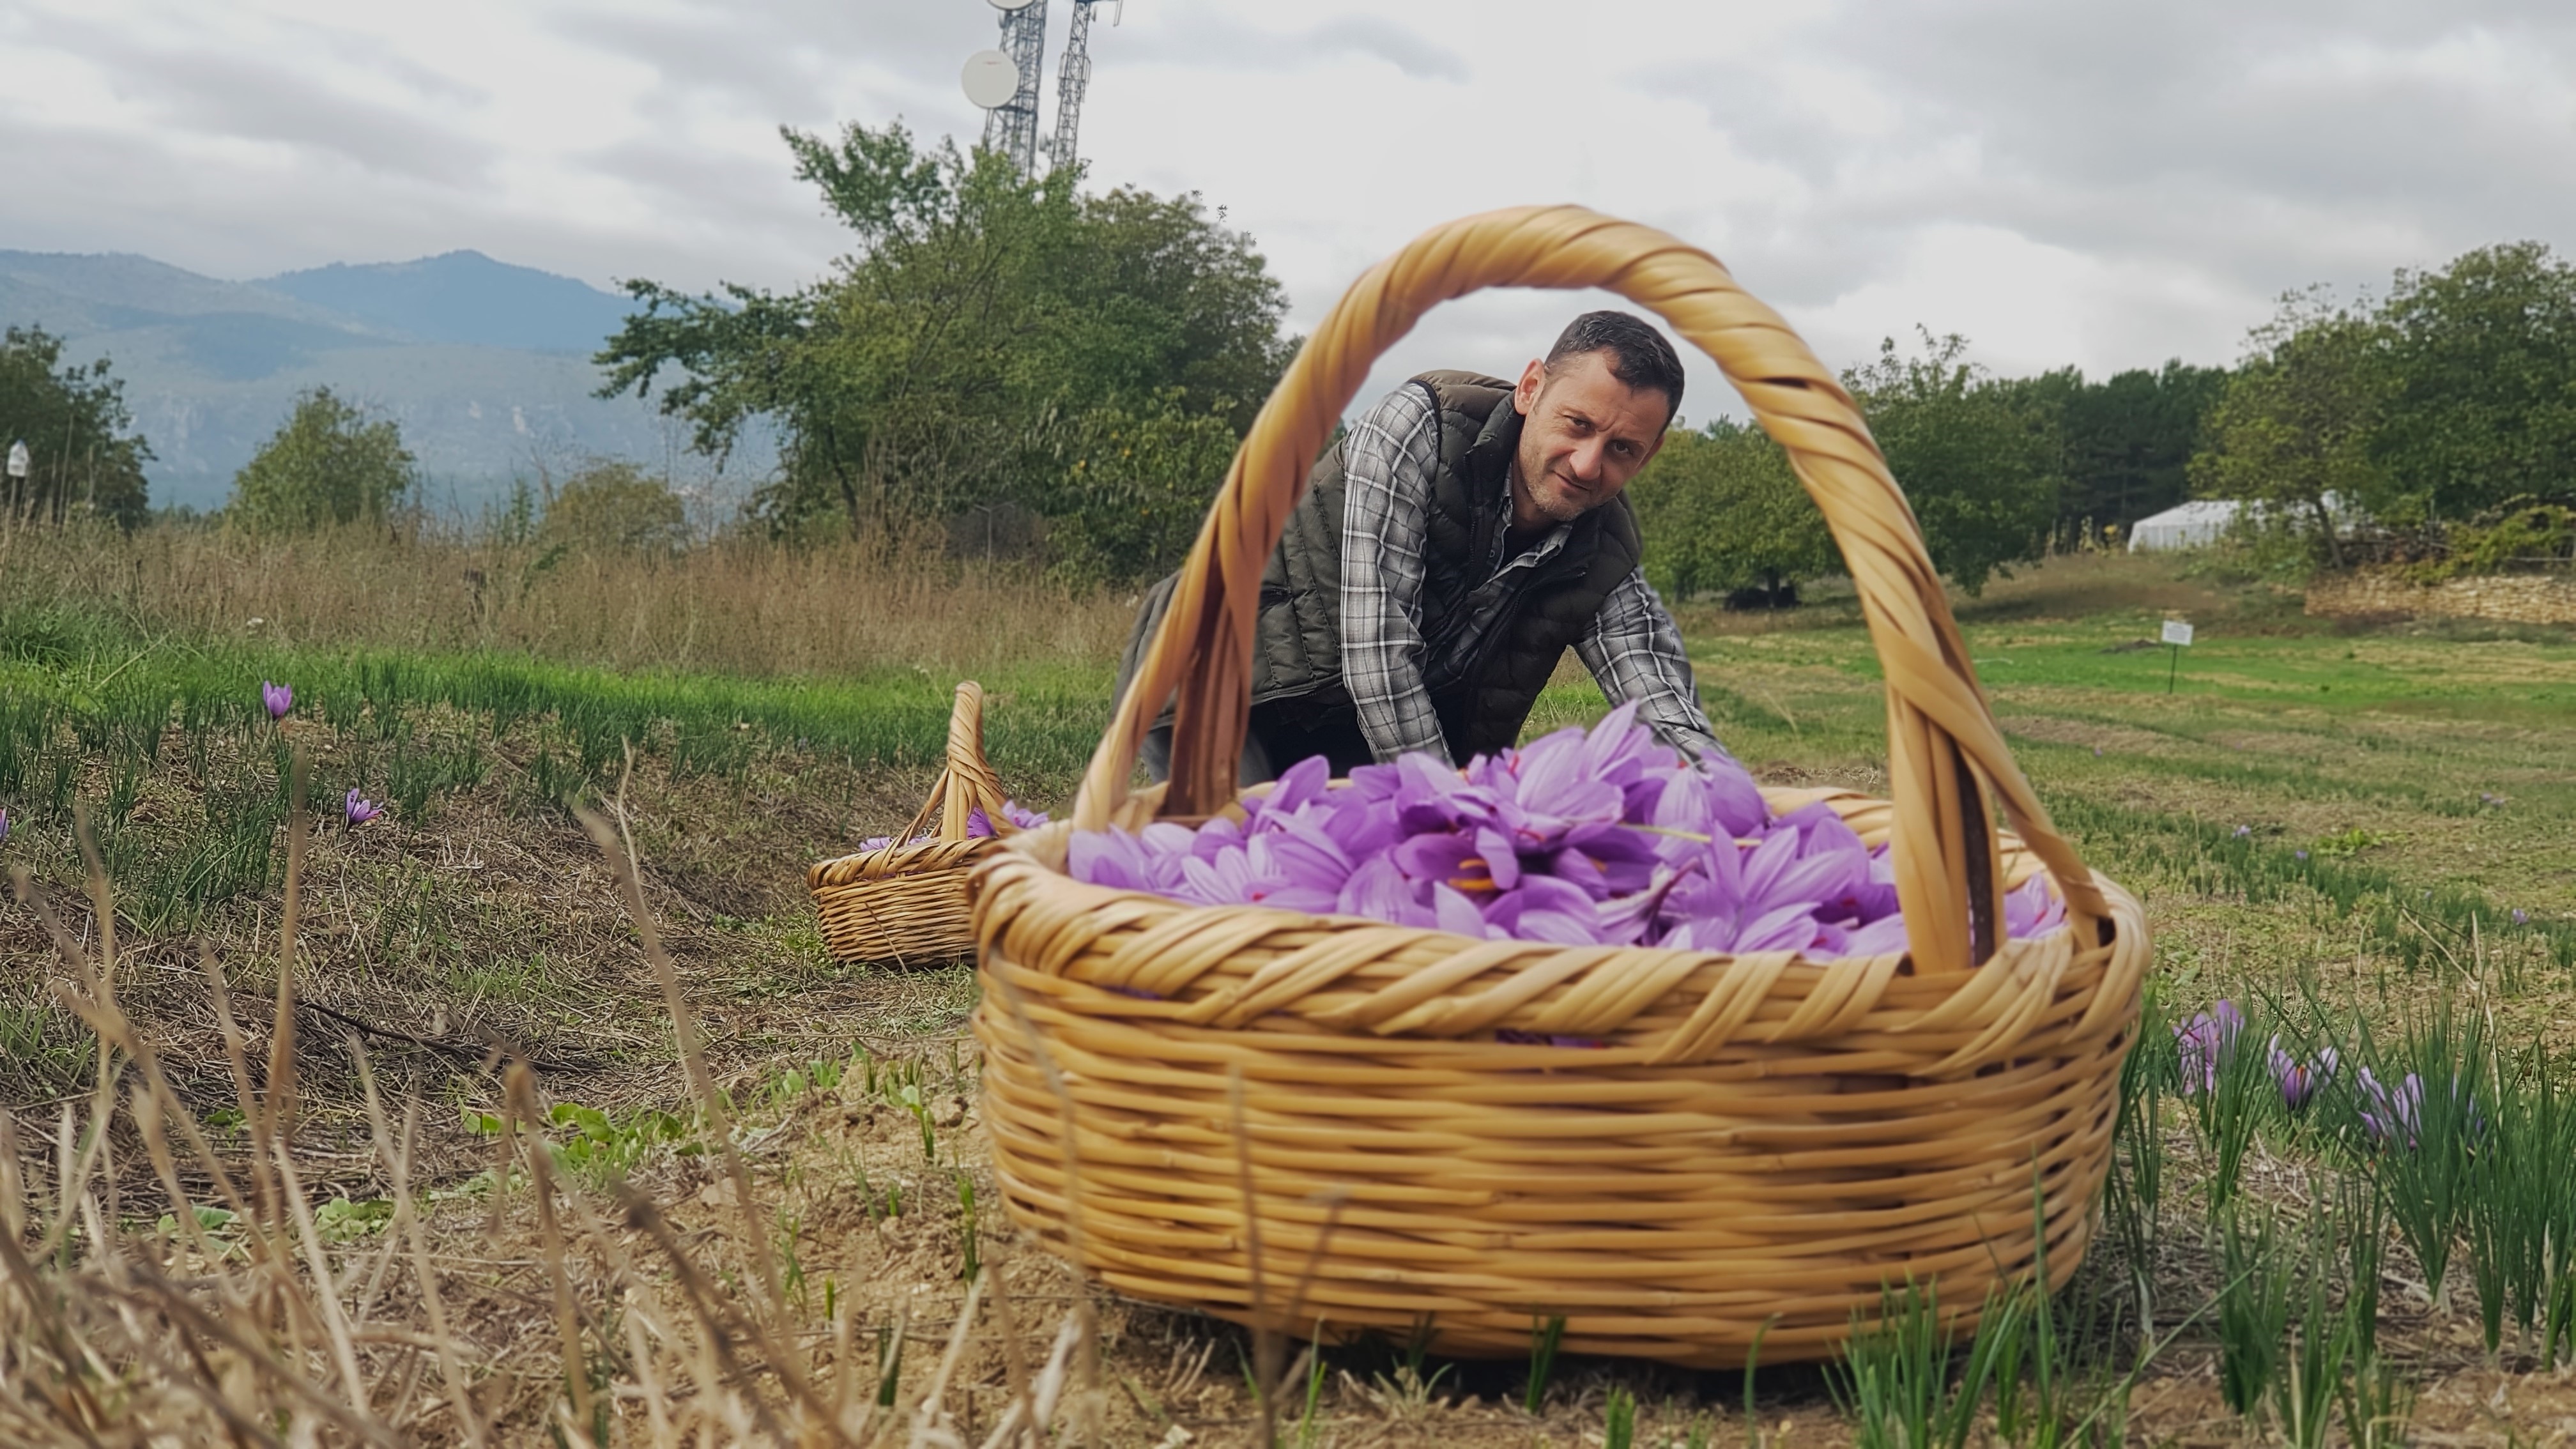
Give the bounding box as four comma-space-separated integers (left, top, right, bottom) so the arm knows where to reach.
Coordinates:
1337, 383, 1728, 765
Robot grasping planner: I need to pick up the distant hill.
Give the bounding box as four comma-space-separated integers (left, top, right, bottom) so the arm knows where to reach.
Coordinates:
258, 251, 637, 355
0, 249, 769, 511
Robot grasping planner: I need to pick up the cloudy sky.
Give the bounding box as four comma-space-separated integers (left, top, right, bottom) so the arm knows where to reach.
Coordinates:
7, 0, 2575, 418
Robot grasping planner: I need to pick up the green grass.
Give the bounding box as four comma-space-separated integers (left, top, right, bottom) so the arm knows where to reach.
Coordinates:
10, 552, 2576, 1443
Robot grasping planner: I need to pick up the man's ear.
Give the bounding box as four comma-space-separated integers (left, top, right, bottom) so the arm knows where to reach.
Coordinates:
1512, 358, 1547, 415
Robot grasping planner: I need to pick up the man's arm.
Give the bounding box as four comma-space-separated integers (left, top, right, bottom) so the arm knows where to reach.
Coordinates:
1575, 569, 1733, 765
1338, 386, 1449, 761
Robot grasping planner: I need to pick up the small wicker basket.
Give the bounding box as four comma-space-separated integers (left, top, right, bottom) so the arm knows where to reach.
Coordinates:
808, 682, 1019, 967
969, 206, 2149, 1367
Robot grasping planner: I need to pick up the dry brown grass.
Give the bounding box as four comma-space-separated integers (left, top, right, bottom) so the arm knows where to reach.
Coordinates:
0, 521, 1137, 680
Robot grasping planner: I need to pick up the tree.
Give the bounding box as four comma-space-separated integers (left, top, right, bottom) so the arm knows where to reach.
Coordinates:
2373, 241, 2576, 524
227, 387, 416, 531
1040, 392, 1243, 585
1847, 333, 2064, 594
2189, 292, 2391, 567
2014, 360, 2228, 538
542, 461, 690, 553
0, 326, 152, 528
597, 121, 1294, 548
1629, 420, 1837, 601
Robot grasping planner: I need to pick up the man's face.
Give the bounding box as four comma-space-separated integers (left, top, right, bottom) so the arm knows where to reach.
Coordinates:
1508, 349, 1671, 531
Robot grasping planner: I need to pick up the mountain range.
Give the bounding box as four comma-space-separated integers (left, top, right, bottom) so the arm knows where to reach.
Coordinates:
0, 249, 771, 510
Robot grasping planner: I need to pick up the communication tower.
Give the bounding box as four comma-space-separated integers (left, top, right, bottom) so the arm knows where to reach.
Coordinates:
962, 0, 1123, 178
979, 0, 1048, 176
1048, 0, 1121, 174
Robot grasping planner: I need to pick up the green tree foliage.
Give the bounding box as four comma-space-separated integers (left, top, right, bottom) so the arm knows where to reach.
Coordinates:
227, 387, 416, 532
1848, 333, 2065, 594
542, 461, 690, 553
2374, 241, 2576, 525
0, 326, 152, 529
2014, 360, 2228, 537
598, 121, 1292, 576
1039, 394, 1243, 586
2189, 292, 2390, 567
1629, 420, 1836, 600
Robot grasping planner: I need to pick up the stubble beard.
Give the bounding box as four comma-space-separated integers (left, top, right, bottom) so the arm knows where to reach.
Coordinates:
1510, 446, 1589, 528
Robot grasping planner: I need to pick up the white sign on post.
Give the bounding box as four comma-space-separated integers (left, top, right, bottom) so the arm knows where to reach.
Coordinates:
2161, 619, 2195, 647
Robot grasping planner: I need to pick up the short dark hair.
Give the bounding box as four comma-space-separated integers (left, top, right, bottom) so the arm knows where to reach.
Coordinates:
1544, 310, 1685, 422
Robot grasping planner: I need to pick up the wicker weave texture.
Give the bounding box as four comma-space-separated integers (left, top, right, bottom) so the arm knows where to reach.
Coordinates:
807, 682, 1014, 967
969, 206, 2151, 1365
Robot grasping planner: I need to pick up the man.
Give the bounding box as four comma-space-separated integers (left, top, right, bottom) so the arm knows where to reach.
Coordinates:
1120, 309, 1728, 781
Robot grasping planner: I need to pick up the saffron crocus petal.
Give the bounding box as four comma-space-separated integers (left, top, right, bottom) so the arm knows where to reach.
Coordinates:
1735, 903, 1823, 954
1338, 855, 1430, 926
1178, 848, 1254, 906
1696, 756, 1769, 838
1839, 914, 1913, 958
1267, 753, 1332, 816
1395, 830, 1482, 887
1476, 826, 1521, 891
965, 806, 994, 838
1000, 801, 1050, 831
2004, 875, 2066, 940
1432, 884, 1492, 939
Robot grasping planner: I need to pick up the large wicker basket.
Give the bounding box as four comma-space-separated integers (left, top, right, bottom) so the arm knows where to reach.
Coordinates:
968, 206, 2150, 1367
808, 682, 1020, 967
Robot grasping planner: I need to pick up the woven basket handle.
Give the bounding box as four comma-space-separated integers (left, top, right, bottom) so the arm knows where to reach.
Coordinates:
1077, 206, 2106, 972
897, 681, 1013, 843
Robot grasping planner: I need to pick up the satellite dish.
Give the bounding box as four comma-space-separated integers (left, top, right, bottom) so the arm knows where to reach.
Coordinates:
986, 0, 1036, 10
961, 49, 1019, 109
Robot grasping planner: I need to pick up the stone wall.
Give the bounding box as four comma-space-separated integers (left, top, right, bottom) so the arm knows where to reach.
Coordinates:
2305, 568, 2576, 625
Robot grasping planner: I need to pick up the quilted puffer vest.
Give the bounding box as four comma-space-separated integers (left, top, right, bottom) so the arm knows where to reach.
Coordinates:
1117, 371, 1642, 765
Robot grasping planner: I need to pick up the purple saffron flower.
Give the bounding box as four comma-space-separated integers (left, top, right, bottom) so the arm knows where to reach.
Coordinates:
1064, 707, 2074, 955
262, 680, 293, 721
344, 788, 384, 829
2269, 1036, 2336, 1110
2092, 746, 2103, 757
2004, 875, 2066, 940
2512, 908, 2530, 926
1001, 801, 1050, 831
2175, 1000, 2244, 1095
2232, 824, 2252, 839
0, 808, 10, 845
2294, 850, 2309, 861
2357, 1068, 2422, 1149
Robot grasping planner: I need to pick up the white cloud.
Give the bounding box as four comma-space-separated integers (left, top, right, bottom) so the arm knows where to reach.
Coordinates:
4, 0, 2574, 411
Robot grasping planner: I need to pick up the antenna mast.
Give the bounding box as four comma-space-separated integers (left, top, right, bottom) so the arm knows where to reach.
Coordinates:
1048, 0, 1105, 174
980, 0, 1048, 176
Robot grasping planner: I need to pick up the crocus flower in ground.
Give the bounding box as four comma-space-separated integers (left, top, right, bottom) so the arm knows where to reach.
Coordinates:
2357, 1068, 2423, 1149
2512, 909, 2530, 926
344, 789, 384, 828
2232, 824, 2252, 839
2269, 1036, 2336, 1110
262, 681, 293, 721
0, 808, 10, 845
2174, 1000, 2244, 1095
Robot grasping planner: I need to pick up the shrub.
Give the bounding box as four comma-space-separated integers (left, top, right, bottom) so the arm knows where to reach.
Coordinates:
542, 461, 690, 553
227, 387, 415, 531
